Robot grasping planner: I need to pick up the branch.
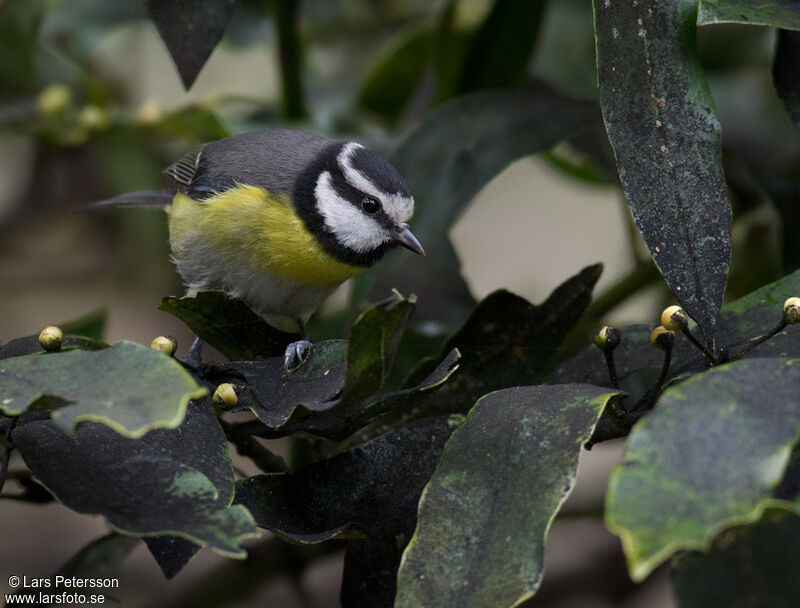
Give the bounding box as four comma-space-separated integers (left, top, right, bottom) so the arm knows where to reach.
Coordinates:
273, 0, 307, 119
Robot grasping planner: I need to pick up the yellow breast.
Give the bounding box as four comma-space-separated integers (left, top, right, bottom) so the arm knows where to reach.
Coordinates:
167, 185, 365, 286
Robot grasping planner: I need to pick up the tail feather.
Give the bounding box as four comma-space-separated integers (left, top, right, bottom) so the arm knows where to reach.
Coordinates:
84, 190, 174, 211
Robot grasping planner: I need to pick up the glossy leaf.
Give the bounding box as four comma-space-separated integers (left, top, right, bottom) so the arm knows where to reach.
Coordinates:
0, 341, 206, 438
594, 0, 731, 337
457, 0, 545, 92
234, 416, 459, 544
355, 85, 599, 323
773, 30, 800, 126
14, 401, 257, 558
159, 290, 300, 361
146, 0, 236, 89
697, 1, 800, 29
341, 539, 402, 608
408, 264, 602, 416
342, 292, 416, 403
671, 511, 800, 608
395, 385, 621, 608
605, 357, 800, 581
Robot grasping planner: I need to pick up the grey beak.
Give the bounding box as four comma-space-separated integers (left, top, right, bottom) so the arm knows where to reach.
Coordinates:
394, 225, 426, 256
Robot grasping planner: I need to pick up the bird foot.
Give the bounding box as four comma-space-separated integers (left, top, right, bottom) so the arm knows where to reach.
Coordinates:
284, 340, 313, 372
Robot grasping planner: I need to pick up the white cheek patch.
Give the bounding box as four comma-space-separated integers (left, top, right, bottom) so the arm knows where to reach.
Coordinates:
315, 171, 390, 252
338, 143, 415, 224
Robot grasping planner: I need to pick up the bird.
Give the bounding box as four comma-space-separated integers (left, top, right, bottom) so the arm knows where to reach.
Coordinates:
93, 129, 425, 370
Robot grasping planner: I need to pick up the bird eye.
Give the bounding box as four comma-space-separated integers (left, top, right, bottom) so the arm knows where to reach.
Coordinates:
361, 196, 381, 215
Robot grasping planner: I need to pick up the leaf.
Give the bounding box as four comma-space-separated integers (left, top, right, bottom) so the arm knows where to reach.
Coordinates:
697, 1, 800, 29
395, 385, 621, 608
341, 539, 402, 608
457, 0, 545, 92
342, 292, 416, 403
202, 340, 348, 429
353, 84, 599, 323
146, 0, 236, 89
144, 536, 201, 579
14, 400, 258, 558
605, 357, 800, 582
0, 341, 206, 438
671, 511, 800, 608
408, 264, 602, 417
234, 416, 459, 544
594, 0, 732, 338
774, 30, 800, 127
0, 0, 47, 94
59, 309, 107, 341
159, 291, 300, 361
0, 334, 106, 361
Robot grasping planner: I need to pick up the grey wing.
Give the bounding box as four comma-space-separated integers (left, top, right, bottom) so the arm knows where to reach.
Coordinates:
163, 147, 205, 193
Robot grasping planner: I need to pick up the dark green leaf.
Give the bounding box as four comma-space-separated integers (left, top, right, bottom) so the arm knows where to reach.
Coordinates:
357, 26, 433, 124
354, 85, 599, 323
395, 385, 621, 608
0, 341, 206, 438
773, 30, 800, 126
409, 264, 602, 416
671, 511, 800, 608
697, 1, 800, 29
605, 357, 800, 581
159, 291, 300, 361
203, 340, 348, 429
457, 0, 545, 92
0, 0, 47, 94
152, 105, 230, 143
144, 536, 201, 580
341, 539, 402, 608
234, 416, 459, 544
14, 401, 258, 558
0, 334, 106, 361
146, 0, 236, 89
342, 292, 415, 403
594, 0, 731, 337
59, 310, 107, 341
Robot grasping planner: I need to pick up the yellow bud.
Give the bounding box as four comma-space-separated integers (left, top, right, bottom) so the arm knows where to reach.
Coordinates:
150, 335, 178, 356
593, 325, 621, 352
38, 84, 72, 116
650, 326, 675, 351
661, 305, 688, 331
212, 383, 238, 407
137, 98, 164, 125
39, 326, 64, 352
784, 297, 800, 325
78, 104, 109, 131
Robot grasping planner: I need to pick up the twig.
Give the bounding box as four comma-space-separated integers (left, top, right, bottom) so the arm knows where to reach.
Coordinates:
733, 319, 788, 360
274, 0, 307, 120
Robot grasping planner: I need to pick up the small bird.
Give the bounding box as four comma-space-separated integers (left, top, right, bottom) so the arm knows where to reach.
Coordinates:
95, 129, 425, 370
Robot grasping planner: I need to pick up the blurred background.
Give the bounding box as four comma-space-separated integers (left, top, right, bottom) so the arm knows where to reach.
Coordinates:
1, 0, 797, 606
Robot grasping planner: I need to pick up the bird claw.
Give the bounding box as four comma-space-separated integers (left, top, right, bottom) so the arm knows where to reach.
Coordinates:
284, 340, 313, 372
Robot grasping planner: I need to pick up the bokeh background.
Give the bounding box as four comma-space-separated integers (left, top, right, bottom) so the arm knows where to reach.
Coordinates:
1, 0, 795, 606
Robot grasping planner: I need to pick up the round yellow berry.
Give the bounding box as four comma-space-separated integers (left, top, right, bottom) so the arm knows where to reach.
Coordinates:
78, 104, 109, 131
150, 336, 178, 356
784, 297, 800, 325
593, 325, 621, 352
660, 305, 688, 331
212, 383, 238, 407
650, 326, 675, 351
39, 326, 64, 352
38, 84, 72, 116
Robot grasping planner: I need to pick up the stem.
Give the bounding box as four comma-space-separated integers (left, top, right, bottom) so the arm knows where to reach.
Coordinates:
274, 0, 307, 120
0, 418, 18, 496
681, 328, 716, 364
604, 351, 619, 389
734, 319, 788, 360
654, 344, 672, 393
222, 420, 288, 473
